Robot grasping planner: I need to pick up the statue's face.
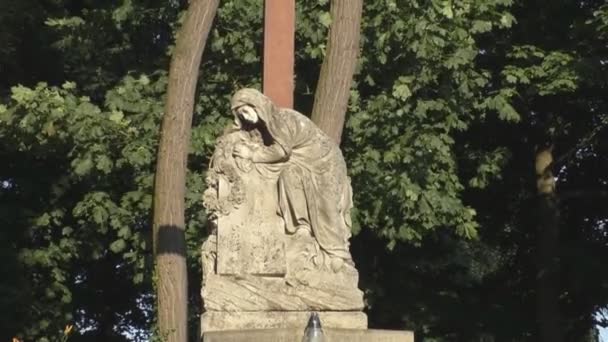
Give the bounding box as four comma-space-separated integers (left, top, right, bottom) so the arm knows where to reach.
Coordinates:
236, 105, 259, 124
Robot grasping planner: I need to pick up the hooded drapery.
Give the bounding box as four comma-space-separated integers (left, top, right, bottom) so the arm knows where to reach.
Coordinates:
230, 88, 354, 262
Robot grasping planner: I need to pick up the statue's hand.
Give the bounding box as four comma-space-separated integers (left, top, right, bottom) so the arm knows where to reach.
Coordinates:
233, 144, 254, 160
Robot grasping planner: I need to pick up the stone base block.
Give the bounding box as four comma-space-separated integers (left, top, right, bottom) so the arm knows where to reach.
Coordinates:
203, 274, 364, 311
202, 328, 414, 342
201, 311, 367, 332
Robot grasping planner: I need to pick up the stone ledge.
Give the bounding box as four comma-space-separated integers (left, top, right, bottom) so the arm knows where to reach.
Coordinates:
201, 311, 367, 332
203, 274, 364, 312
202, 328, 414, 342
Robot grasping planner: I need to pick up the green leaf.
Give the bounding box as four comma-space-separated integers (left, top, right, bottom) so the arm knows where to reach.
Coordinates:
133, 273, 144, 284
110, 239, 127, 253
36, 213, 51, 227
112, 0, 133, 25
96, 155, 114, 173
118, 226, 131, 238
319, 12, 332, 27
43, 121, 56, 136
440, 4, 454, 19
393, 84, 412, 101
73, 158, 94, 176
11, 85, 36, 103
109, 110, 124, 123
472, 20, 492, 33
62, 81, 76, 90
500, 13, 515, 28
44, 16, 85, 28
497, 101, 520, 122
92, 206, 108, 224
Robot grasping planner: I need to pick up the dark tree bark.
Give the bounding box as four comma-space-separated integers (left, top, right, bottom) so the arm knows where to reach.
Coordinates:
310, 0, 363, 143
152, 1, 219, 342
535, 145, 562, 342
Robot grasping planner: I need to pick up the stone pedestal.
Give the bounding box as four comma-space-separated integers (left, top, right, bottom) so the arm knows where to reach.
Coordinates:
201, 90, 370, 340
203, 274, 364, 312
201, 311, 367, 332
202, 327, 414, 342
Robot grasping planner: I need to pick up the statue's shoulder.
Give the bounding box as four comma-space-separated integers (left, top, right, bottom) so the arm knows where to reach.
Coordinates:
277, 107, 302, 118
276, 108, 339, 147
277, 108, 316, 126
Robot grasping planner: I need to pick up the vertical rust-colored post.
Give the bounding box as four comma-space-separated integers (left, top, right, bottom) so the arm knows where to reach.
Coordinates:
263, 0, 295, 108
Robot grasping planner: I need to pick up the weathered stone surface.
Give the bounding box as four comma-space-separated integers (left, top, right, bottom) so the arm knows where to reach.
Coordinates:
215, 170, 286, 276
201, 311, 368, 332
203, 274, 363, 311
202, 328, 414, 342
201, 89, 365, 328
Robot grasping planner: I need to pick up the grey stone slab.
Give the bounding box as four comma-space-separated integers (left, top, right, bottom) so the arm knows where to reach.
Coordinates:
202, 328, 414, 342
201, 311, 367, 332
202, 275, 364, 312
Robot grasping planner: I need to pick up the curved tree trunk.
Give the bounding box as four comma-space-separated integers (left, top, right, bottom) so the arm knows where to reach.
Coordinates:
152, 1, 219, 342
535, 145, 562, 342
310, 0, 363, 144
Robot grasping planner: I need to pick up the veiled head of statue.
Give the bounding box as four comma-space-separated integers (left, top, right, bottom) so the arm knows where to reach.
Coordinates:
230, 88, 276, 125
235, 105, 259, 123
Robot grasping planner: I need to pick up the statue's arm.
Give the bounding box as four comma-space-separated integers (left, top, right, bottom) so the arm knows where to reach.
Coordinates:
251, 143, 289, 163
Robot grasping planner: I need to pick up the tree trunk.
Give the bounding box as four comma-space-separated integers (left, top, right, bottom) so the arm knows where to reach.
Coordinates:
310, 0, 363, 144
152, 1, 219, 342
535, 145, 562, 342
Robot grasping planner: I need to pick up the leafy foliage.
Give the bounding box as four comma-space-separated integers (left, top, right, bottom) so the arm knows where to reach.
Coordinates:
0, 0, 607, 341
344, 0, 517, 245
1, 75, 165, 339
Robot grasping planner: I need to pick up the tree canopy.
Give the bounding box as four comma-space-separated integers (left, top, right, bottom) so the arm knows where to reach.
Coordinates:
0, 0, 606, 341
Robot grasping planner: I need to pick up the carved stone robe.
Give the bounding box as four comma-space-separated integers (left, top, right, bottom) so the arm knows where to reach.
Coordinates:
230, 89, 353, 262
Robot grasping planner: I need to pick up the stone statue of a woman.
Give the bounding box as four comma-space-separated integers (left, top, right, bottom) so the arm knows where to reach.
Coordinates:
228, 88, 354, 272
200, 89, 365, 330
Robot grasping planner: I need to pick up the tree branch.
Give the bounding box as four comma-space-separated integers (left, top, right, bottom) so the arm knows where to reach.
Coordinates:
554, 116, 608, 168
